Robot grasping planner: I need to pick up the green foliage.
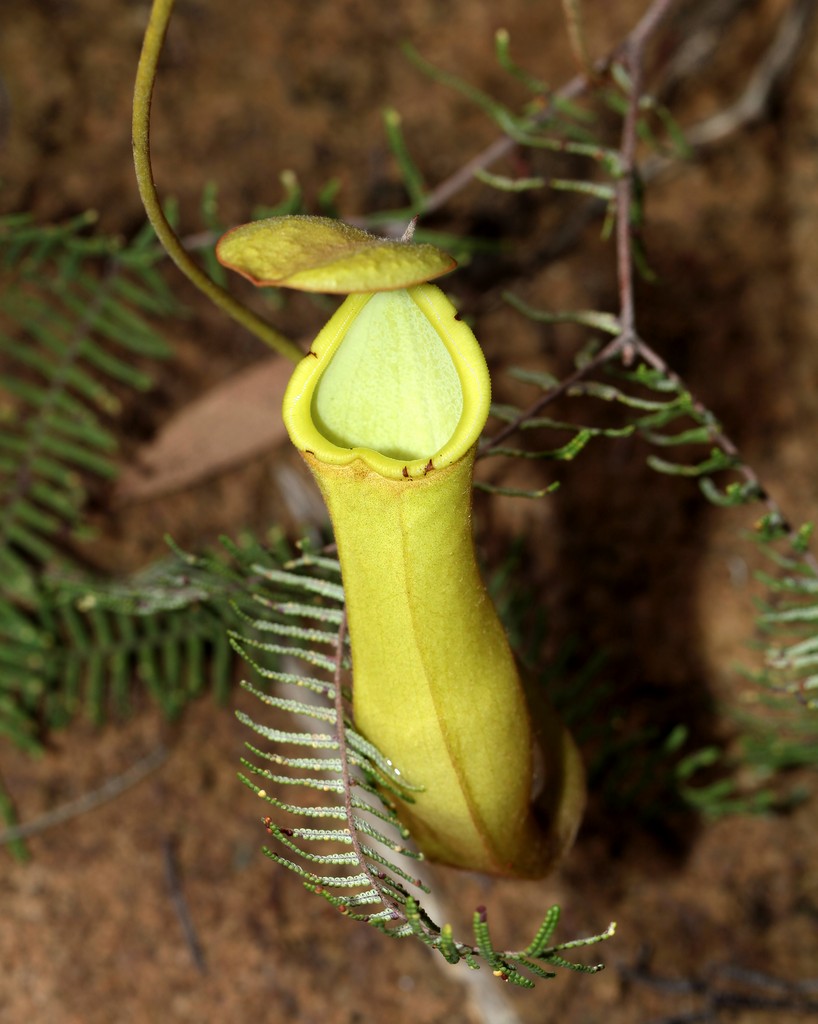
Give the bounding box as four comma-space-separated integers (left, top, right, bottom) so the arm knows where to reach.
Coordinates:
753, 525, 818, 710
382, 109, 427, 209
1, 544, 247, 750
0, 208, 309, 748
392, 32, 690, 222
4, 6, 816, 995
35, 535, 307, 730
234, 549, 615, 986
0, 212, 172, 571
479, 319, 818, 808
0, 211, 181, 748
401, 41, 609, 158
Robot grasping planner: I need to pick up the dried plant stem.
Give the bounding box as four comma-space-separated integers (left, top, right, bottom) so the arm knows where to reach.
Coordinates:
481, 0, 675, 455
627, 0, 680, 52
479, 335, 622, 455
482, 0, 817, 576
683, 0, 817, 149
417, 0, 679, 219
560, 0, 595, 78
613, 45, 643, 360
611, 0, 679, 356
610, 1, 818, 571
0, 745, 168, 846
164, 836, 207, 974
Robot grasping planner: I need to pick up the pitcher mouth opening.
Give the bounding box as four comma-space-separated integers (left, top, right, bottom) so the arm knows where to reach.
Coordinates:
282, 285, 491, 480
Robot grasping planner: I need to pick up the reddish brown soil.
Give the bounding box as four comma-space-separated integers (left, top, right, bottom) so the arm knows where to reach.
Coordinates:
1, 1, 818, 1022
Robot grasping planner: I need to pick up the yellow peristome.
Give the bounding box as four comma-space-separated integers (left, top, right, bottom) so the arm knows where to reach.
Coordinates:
282, 282, 585, 876
284, 285, 490, 480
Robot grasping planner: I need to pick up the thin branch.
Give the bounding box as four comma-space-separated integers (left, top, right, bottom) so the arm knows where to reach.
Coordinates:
0, 744, 168, 846
613, 48, 642, 359
413, 0, 680, 221
476, 0, 815, 272
481, 0, 818, 588
560, 0, 596, 79
612, 0, 677, 358
164, 835, 208, 974
627, 0, 680, 53
683, 0, 817, 148
447, 0, 679, 436
632, 330, 818, 577
478, 334, 622, 455
478, 0, 672, 441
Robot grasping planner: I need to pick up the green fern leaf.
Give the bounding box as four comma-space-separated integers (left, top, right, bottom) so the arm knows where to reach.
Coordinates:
235, 550, 613, 986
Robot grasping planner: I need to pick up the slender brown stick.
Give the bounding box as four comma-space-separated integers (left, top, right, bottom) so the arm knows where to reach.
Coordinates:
481, 0, 818, 581
164, 836, 207, 974
612, 0, 679, 359
415, 0, 679, 220
613, 46, 643, 359
628, 0, 680, 52
479, 335, 622, 456
560, 0, 596, 78
0, 745, 168, 846
482, 1, 674, 454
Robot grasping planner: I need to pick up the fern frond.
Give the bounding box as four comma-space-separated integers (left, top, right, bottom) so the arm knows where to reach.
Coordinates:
0, 213, 172, 568
1, 535, 287, 752
0, 211, 180, 747
1, 588, 238, 728
750, 528, 818, 711
236, 553, 613, 986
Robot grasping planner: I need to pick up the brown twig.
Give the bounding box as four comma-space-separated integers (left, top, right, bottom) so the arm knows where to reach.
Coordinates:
560, 0, 596, 79
0, 744, 168, 846
412, 0, 680, 221
479, 0, 818, 589
480, 0, 815, 272
619, 1, 818, 575
628, 0, 680, 53
480, 0, 677, 454
478, 335, 622, 456
620, 956, 818, 1023
164, 835, 207, 974
686, 0, 817, 147
613, 48, 643, 362
609, 0, 676, 358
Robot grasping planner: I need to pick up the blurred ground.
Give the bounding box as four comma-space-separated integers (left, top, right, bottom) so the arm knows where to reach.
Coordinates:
1, 1, 818, 1022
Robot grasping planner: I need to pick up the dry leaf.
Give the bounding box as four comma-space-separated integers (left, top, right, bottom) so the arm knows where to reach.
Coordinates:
115, 355, 294, 505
